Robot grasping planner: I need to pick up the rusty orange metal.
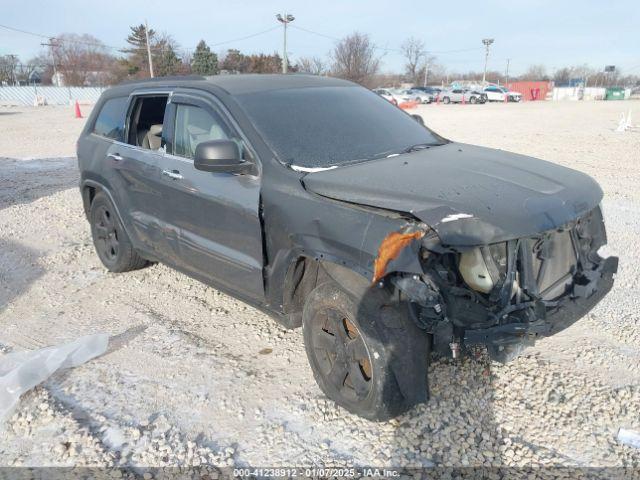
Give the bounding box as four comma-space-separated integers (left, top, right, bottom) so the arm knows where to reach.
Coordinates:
372, 230, 425, 283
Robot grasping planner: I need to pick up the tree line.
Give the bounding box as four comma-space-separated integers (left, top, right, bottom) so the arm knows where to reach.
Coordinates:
1, 25, 637, 89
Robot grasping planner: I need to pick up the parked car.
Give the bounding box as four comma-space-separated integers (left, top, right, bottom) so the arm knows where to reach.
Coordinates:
372, 88, 398, 105
389, 88, 421, 105
470, 90, 488, 103
407, 89, 433, 104
484, 85, 523, 102
412, 86, 442, 99
439, 88, 486, 104
78, 74, 617, 420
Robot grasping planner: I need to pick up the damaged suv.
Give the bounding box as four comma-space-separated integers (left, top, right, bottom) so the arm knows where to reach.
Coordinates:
77, 75, 617, 420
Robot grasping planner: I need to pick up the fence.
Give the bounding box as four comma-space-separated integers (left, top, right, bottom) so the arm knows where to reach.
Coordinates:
0, 86, 106, 106
550, 86, 628, 101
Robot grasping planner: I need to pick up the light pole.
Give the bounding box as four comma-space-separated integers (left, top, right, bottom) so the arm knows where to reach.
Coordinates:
276, 13, 294, 74
481, 38, 494, 85
505, 58, 510, 85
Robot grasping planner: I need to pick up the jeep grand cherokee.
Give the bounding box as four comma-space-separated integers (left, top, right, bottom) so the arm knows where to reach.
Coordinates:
77, 74, 617, 420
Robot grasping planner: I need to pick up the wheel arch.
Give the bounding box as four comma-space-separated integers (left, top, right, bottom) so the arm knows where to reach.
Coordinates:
281, 254, 372, 328
81, 180, 133, 241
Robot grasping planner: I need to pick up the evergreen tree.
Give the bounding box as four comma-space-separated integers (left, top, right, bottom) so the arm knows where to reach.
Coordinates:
191, 40, 218, 75
155, 41, 181, 77
122, 24, 155, 76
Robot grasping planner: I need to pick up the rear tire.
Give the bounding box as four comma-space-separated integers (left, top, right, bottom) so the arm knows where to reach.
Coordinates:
302, 280, 430, 421
443, 97, 450, 104
89, 191, 148, 273
470, 96, 478, 104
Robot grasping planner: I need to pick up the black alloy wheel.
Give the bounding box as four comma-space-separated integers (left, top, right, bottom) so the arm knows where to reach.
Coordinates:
308, 307, 373, 401
93, 204, 120, 263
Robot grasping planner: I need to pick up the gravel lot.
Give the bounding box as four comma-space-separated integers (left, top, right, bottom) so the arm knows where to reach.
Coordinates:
0, 101, 639, 472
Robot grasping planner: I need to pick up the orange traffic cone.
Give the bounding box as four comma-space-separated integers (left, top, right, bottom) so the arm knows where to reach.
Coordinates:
504, 92, 508, 104
461, 93, 466, 105
74, 100, 83, 119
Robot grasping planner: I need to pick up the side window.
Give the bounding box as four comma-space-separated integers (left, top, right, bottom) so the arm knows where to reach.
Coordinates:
126, 95, 169, 150
173, 104, 232, 159
93, 97, 128, 141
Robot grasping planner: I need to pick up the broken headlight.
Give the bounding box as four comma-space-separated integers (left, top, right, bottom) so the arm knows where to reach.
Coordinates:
458, 243, 508, 294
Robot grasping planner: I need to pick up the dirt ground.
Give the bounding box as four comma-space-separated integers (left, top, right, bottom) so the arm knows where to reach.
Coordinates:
0, 100, 639, 471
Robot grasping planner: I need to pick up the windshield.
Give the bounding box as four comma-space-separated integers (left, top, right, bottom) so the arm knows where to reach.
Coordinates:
235, 86, 444, 168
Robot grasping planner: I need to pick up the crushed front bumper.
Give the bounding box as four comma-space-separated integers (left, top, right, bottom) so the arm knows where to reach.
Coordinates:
464, 256, 618, 349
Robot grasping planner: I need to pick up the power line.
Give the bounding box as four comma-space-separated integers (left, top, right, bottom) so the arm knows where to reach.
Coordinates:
0, 22, 279, 55
290, 25, 483, 55
207, 26, 279, 48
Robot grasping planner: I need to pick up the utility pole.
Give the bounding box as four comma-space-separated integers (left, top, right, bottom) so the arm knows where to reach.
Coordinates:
423, 59, 430, 87
481, 38, 494, 85
40, 37, 59, 85
145, 20, 154, 78
276, 13, 295, 74
505, 58, 510, 85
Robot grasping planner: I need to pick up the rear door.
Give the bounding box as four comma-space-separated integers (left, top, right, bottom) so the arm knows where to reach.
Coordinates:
81, 94, 167, 256
112, 91, 172, 256
158, 91, 265, 301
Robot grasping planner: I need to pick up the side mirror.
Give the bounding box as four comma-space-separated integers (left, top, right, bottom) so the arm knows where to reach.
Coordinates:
194, 139, 253, 174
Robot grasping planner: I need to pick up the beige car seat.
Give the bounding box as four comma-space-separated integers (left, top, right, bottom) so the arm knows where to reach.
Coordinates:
142, 124, 163, 150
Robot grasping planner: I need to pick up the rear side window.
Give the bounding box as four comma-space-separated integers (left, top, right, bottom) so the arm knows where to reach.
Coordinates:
93, 97, 128, 141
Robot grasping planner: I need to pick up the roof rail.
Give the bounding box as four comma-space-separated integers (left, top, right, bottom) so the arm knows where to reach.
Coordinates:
118, 75, 206, 86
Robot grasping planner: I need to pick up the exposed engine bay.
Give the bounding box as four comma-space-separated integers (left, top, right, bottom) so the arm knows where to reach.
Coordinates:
388, 206, 618, 361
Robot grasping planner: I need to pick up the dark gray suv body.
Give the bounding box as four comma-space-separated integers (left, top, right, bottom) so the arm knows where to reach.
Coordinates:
78, 74, 617, 420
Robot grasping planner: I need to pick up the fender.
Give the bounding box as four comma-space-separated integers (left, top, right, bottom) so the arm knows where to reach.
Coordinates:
80, 179, 135, 242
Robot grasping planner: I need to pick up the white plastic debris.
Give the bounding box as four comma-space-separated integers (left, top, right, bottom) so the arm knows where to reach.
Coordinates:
616, 110, 635, 132
0, 334, 109, 423
617, 428, 640, 449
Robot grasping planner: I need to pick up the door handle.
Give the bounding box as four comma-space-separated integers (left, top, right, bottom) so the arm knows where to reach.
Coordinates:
107, 153, 123, 161
162, 169, 183, 180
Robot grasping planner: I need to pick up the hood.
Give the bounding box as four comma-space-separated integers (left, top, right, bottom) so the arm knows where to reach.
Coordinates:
302, 143, 603, 246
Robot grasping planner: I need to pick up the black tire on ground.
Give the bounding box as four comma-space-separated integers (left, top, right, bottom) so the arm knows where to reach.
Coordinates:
89, 191, 148, 272
302, 279, 431, 421
470, 96, 478, 104
443, 96, 451, 104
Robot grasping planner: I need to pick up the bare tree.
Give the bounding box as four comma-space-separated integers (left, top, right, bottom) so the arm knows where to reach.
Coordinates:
296, 56, 327, 75
553, 67, 572, 84
520, 64, 549, 81
401, 37, 425, 84
0, 55, 19, 84
50, 33, 118, 86
331, 32, 380, 87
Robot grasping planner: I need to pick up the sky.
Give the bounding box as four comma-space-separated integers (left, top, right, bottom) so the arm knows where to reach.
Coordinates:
1, 0, 639, 76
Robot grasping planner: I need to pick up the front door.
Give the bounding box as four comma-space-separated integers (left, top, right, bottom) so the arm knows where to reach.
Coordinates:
157, 92, 265, 302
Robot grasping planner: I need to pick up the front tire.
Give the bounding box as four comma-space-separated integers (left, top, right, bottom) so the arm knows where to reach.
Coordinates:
470, 96, 478, 104
443, 96, 451, 104
89, 191, 148, 272
302, 280, 430, 421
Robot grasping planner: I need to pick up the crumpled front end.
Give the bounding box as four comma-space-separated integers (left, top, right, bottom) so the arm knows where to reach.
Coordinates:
383, 206, 618, 361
